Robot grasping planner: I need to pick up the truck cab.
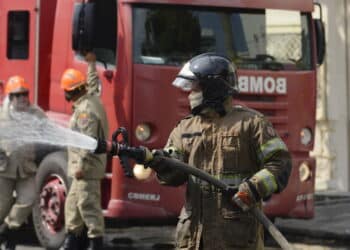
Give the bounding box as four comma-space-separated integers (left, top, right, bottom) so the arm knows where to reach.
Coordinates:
0, 0, 325, 248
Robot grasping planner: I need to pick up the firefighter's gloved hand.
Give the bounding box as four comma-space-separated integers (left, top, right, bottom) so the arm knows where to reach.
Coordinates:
94, 139, 107, 154
146, 149, 170, 173
152, 149, 170, 158
108, 142, 118, 156
0, 222, 9, 244
94, 139, 118, 156
233, 181, 260, 211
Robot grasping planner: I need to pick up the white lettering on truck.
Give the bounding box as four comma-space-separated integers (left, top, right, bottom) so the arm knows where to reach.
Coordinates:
128, 192, 160, 201
238, 76, 287, 94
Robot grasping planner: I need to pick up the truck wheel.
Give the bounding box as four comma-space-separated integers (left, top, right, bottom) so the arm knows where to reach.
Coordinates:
32, 151, 71, 250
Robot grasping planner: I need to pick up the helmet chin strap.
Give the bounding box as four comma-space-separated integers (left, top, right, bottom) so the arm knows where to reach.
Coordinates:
203, 98, 227, 116
64, 85, 87, 102
191, 99, 227, 117
191, 104, 204, 116
188, 77, 232, 117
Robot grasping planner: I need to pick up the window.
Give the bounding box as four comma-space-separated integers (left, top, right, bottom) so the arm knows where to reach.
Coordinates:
7, 11, 29, 59
133, 6, 312, 71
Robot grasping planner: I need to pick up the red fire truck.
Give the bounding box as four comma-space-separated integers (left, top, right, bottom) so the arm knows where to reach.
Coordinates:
0, 0, 325, 248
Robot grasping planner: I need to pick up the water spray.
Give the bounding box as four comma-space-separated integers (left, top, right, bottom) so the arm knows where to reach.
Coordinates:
0, 112, 97, 151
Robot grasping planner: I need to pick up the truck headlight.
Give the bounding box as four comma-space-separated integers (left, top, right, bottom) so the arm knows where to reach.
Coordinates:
133, 164, 152, 180
135, 123, 151, 142
300, 128, 312, 145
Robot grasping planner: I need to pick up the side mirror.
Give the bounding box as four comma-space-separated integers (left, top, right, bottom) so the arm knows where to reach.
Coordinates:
72, 3, 96, 52
103, 70, 114, 82
313, 3, 326, 66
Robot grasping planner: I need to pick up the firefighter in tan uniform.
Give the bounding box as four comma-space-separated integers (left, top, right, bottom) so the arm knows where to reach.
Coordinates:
149, 53, 292, 250
60, 55, 109, 250
0, 76, 46, 250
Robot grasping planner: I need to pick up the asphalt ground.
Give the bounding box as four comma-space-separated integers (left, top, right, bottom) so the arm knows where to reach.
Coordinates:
10, 192, 350, 249
275, 192, 350, 247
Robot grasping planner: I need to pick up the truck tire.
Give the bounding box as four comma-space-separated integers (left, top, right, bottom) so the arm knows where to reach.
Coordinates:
32, 151, 71, 250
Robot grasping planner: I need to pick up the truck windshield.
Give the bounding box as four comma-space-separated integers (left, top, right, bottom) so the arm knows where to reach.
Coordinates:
133, 5, 312, 71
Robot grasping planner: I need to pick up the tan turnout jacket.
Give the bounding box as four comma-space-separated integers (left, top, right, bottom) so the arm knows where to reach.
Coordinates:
157, 103, 292, 250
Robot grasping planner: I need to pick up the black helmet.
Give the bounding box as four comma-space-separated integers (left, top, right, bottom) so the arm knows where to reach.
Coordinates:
172, 53, 238, 116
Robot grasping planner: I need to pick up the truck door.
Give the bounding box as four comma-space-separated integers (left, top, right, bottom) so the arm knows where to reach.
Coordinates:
0, 0, 38, 103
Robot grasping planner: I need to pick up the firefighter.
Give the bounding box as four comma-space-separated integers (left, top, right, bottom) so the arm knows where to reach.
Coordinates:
0, 76, 46, 250
149, 53, 292, 250
60, 61, 109, 250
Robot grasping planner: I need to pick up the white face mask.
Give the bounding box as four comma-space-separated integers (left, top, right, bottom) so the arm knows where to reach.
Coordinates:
188, 91, 203, 110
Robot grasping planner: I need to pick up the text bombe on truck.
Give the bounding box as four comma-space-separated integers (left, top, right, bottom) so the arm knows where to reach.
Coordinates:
0, 0, 325, 248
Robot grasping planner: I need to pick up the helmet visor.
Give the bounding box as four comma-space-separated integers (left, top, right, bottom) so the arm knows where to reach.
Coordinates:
172, 62, 198, 91
172, 77, 199, 92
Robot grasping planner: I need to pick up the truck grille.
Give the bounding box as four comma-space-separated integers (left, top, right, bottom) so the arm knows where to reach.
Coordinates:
237, 95, 289, 138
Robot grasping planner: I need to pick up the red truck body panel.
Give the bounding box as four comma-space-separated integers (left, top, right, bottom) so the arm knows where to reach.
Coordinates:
0, 0, 317, 222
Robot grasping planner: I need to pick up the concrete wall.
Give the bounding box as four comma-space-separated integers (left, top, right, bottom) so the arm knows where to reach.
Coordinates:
312, 0, 350, 191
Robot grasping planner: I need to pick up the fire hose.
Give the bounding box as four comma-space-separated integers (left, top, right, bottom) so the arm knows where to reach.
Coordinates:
101, 127, 294, 250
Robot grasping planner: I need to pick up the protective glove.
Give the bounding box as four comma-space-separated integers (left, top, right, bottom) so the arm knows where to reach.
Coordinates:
0, 222, 9, 244
94, 139, 107, 154
146, 149, 170, 173
233, 180, 260, 211
94, 139, 117, 156
152, 149, 170, 158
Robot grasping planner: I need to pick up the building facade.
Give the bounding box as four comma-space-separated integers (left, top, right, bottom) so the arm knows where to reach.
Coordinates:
312, 0, 350, 191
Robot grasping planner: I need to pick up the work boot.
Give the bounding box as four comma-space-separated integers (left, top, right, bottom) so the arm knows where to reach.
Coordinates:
88, 237, 103, 250
4, 239, 16, 250
62, 232, 79, 250
0, 222, 9, 244
77, 227, 89, 250
3, 227, 18, 250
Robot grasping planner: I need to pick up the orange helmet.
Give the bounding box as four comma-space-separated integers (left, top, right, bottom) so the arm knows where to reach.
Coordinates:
60, 68, 86, 91
5, 75, 29, 94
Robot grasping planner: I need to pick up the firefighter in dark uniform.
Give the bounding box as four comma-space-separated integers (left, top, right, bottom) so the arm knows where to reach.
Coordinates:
60, 59, 109, 250
149, 53, 292, 250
